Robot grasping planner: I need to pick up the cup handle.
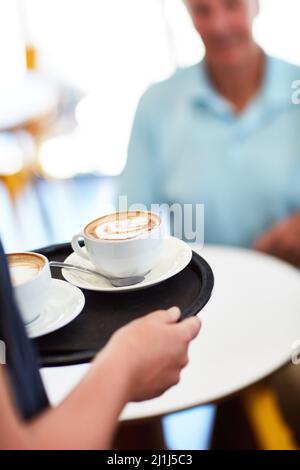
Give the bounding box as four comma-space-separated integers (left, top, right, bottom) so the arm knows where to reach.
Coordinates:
71, 234, 90, 261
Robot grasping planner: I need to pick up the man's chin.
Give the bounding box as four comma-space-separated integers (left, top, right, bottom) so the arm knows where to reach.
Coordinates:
207, 49, 249, 70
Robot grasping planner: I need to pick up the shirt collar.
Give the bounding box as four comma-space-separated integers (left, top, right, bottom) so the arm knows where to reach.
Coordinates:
261, 54, 295, 111
188, 54, 294, 115
188, 60, 228, 110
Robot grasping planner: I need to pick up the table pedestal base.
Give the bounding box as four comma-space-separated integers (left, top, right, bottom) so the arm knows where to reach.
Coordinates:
211, 396, 258, 450
113, 418, 166, 450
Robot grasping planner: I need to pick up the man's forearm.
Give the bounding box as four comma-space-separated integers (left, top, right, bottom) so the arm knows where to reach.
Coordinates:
23, 347, 132, 449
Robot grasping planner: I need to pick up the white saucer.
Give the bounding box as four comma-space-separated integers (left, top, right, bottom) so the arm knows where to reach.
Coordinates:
61, 237, 192, 293
26, 279, 85, 338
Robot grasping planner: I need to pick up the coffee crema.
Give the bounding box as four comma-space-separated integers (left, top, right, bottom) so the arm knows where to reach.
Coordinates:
8, 253, 45, 287
85, 211, 161, 241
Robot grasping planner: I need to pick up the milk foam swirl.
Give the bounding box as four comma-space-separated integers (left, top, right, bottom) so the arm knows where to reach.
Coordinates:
85, 211, 160, 241
8, 253, 45, 287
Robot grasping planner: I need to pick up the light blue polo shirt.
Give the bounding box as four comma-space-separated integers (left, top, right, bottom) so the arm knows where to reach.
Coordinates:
119, 55, 300, 247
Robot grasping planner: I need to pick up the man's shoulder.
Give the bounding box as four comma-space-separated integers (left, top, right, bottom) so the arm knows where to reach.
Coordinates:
140, 63, 200, 110
152, 63, 200, 92
269, 55, 300, 79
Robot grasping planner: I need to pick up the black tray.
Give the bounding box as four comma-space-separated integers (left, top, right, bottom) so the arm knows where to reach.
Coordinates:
34, 243, 214, 367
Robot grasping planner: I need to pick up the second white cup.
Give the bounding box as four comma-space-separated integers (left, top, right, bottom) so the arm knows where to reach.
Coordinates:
7, 252, 52, 325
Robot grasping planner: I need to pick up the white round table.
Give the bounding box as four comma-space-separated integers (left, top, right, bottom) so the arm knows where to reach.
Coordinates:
41, 245, 300, 422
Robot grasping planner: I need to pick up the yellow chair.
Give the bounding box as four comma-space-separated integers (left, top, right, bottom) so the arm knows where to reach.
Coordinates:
242, 384, 298, 450
0, 132, 35, 203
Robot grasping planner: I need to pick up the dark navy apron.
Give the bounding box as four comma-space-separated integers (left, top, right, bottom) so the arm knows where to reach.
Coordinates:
0, 239, 49, 420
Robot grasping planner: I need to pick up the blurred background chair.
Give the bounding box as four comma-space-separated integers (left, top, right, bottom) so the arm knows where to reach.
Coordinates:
242, 385, 298, 450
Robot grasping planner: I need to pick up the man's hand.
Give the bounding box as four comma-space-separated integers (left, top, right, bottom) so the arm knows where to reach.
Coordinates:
104, 307, 201, 402
254, 213, 300, 267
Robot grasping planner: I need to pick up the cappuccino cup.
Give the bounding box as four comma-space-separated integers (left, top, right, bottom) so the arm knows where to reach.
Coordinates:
71, 211, 164, 278
8, 252, 51, 325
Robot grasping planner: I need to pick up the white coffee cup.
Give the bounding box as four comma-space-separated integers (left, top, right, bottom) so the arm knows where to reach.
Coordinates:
71, 211, 164, 278
8, 252, 51, 325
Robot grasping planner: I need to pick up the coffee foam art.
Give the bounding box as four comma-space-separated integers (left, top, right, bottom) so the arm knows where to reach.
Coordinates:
8, 253, 44, 287
85, 211, 161, 241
